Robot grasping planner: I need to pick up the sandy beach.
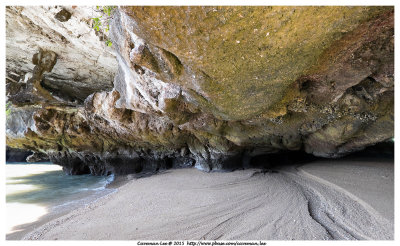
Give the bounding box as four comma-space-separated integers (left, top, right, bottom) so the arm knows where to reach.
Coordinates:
21, 157, 393, 240
5, 164, 115, 240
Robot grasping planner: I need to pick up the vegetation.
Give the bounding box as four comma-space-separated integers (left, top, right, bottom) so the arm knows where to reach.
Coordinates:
6, 102, 11, 117
92, 6, 116, 47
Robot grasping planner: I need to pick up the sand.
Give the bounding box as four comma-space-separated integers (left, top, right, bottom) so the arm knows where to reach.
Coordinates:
5, 164, 115, 240
21, 157, 393, 240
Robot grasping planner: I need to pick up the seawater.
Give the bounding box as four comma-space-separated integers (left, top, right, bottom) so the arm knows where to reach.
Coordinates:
6, 162, 115, 237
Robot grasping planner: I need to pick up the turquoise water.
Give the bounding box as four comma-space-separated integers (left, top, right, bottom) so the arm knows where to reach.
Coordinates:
6, 163, 115, 236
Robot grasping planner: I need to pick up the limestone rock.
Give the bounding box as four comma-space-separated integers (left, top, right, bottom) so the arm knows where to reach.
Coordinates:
54, 9, 72, 22
6, 6, 118, 104
6, 6, 394, 175
6, 147, 33, 162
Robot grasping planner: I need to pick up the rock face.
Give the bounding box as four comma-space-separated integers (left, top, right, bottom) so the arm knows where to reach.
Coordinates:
6, 147, 33, 162
6, 6, 394, 175
6, 6, 118, 103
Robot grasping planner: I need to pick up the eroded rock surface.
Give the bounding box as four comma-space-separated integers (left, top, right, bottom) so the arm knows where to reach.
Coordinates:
6, 6, 394, 175
6, 6, 118, 104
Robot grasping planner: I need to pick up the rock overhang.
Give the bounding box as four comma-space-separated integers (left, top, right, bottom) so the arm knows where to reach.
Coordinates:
5, 6, 394, 175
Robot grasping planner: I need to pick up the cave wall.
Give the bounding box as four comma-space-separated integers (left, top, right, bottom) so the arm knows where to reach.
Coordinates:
6, 6, 118, 103
6, 147, 32, 162
6, 6, 394, 175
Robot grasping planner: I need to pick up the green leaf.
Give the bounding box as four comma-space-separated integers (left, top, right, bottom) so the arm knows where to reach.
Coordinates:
6, 102, 11, 117
91, 6, 116, 34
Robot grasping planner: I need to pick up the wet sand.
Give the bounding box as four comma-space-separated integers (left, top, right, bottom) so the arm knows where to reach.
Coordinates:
6, 164, 115, 240
22, 157, 393, 240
